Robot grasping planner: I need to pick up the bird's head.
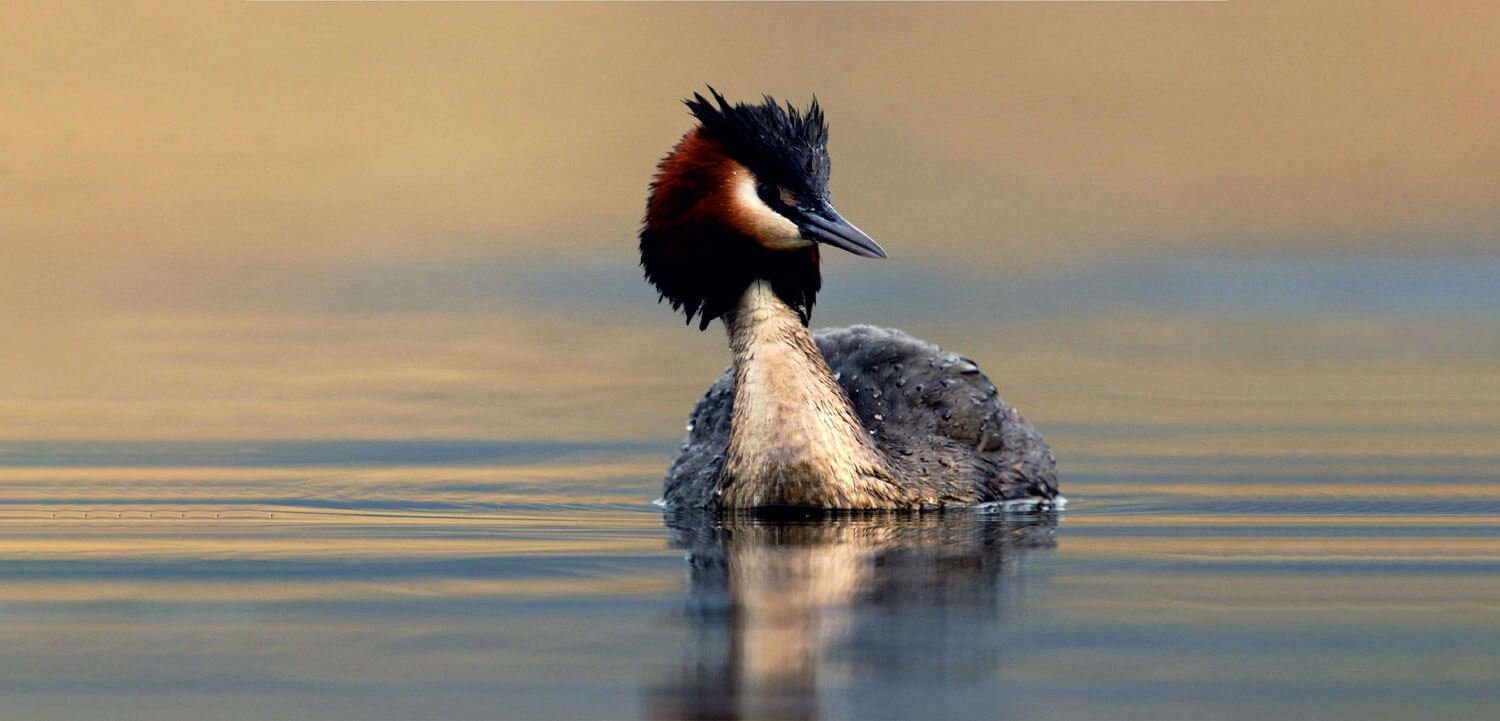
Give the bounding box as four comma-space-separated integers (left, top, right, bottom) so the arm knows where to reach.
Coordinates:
639, 88, 885, 330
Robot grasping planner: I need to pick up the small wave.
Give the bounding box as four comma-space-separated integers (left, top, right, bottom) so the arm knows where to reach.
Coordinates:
974, 495, 1067, 513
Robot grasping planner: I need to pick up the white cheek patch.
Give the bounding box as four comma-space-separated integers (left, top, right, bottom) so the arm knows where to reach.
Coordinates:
727, 167, 811, 250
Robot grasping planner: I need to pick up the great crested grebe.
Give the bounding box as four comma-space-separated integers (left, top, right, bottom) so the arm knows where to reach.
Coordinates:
640, 89, 1057, 510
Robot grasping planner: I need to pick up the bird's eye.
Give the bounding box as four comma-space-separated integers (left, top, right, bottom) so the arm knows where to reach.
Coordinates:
778, 186, 799, 209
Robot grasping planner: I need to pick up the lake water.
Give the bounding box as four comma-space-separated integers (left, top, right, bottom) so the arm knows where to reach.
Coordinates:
5, 432, 1498, 718
4, 260, 1498, 720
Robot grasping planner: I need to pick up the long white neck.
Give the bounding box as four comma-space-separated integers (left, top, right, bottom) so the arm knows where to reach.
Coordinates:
720, 281, 910, 509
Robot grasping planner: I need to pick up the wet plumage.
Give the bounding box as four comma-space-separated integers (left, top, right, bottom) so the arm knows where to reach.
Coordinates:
664, 325, 1057, 509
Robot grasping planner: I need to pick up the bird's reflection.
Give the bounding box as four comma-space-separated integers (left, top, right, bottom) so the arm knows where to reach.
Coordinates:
648, 510, 1057, 720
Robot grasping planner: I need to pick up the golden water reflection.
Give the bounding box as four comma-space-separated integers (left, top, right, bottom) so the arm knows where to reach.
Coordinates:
1, 456, 1497, 719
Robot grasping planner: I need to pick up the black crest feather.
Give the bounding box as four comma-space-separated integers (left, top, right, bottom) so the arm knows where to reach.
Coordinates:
685, 87, 830, 196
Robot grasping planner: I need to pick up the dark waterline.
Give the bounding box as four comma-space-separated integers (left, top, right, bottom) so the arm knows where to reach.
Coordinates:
0, 440, 668, 468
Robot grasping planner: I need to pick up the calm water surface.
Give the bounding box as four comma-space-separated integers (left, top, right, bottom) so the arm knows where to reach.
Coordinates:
4, 278, 1498, 720
2, 433, 1496, 720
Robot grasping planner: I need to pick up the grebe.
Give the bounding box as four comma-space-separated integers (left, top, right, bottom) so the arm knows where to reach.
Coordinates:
640, 89, 1057, 510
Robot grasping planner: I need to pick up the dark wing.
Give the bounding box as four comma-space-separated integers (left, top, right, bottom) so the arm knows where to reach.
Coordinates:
815, 325, 1057, 504
661, 325, 1058, 507
661, 369, 735, 508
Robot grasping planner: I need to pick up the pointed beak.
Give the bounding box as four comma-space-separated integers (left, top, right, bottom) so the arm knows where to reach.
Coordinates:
799, 205, 887, 259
